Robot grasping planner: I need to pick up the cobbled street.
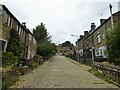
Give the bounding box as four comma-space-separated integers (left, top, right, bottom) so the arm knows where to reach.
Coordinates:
11, 55, 118, 88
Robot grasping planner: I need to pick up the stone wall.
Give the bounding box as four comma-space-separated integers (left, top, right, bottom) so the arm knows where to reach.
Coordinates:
92, 62, 120, 85
1, 5, 37, 58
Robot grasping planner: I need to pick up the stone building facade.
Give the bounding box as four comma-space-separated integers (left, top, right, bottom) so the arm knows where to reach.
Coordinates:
0, 4, 37, 59
77, 10, 120, 61
94, 11, 120, 58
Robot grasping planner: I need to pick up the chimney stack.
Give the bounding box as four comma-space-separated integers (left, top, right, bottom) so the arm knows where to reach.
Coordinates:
90, 23, 96, 31
84, 31, 88, 36
79, 35, 83, 39
22, 22, 26, 28
100, 19, 106, 25
89, 23, 96, 33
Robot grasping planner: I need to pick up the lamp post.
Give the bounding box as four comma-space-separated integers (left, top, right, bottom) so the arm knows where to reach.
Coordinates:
71, 35, 78, 40
71, 35, 79, 62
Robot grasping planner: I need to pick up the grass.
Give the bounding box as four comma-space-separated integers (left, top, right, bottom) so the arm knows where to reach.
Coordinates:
2, 70, 19, 89
88, 68, 120, 88
80, 59, 85, 64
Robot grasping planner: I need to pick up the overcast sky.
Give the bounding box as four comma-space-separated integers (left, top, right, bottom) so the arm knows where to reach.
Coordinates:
1, 0, 120, 45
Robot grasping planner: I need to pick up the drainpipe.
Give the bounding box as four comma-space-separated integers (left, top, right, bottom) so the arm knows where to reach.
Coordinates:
22, 22, 27, 59
92, 47, 94, 63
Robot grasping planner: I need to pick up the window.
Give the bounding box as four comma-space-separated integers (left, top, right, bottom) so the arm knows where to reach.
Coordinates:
104, 50, 107, 56
96, 49, 99, 56
91, 36, 94, 44
22, 29, 24, 37
107, 28, 111, 32
3, 11, 9, 24
16, 25, 18, 31
20, 28, 23, 36
33, 37, 36, 44
3, 10, 12, 27
8, 15, 12, 27
100, 49, 102, 56
81, 52, 82, 54
23, 31, 25, 38
102, 34, 105, 40
87, 40, 89, 47
0, 40, 6, 52
29, 34, 32, 41
17, 24, 20, 32
0, 5, 2, 15
97, 34, 101, 43
19, 27, 21, 35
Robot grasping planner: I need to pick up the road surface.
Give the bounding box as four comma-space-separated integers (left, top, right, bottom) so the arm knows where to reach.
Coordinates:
10, 55, 118, 88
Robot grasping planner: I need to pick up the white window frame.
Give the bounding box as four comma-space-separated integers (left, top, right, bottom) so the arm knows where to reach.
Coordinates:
29, 34, 32, 41
17, 24, 20, 33
3, 10, 9, 25
0, 38, 7, 52
33, 37, 36, 44
102, 34, 105, 40
7, 15, 12, 27
100, 49, 102, 56
23, 30, 25, 38
97, 34, 101, 43
20, 28, 23, 36
16, 24, 18, 31
96, 49, 99, 56
0, 5, 2, 15
19, 27, 21, 35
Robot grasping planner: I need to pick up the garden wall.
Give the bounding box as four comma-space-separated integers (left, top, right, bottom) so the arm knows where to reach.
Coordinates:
92, 62, 120, 85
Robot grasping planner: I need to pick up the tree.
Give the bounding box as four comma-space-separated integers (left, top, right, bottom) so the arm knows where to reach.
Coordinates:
6, 29, 23, 58
33, 22, 57, 59
61, 41, 73, 47
106, 22, 120, 65
37, 42, 57, 59
33, 22, 51, 44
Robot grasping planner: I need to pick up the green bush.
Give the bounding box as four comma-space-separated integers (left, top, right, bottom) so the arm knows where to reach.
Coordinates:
106, 22, 120, 65
2, 70, 19, 89
28, 61, 38, 69
33, 54, 41, 63
6, 29, 24, 58
88, 68, 113, 84
2, 52, 17, 67
80, 59, 84, 64
37, 42, 57, 60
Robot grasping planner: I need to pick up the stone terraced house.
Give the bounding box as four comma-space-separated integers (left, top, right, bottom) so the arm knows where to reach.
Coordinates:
77, 10, 120, 62
0, 4, 37, 59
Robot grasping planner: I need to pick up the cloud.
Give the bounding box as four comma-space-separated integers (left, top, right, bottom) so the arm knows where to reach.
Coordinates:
1, 0, 119, 45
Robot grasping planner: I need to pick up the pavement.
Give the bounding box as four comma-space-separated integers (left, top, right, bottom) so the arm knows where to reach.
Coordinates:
10, 55, 119, 88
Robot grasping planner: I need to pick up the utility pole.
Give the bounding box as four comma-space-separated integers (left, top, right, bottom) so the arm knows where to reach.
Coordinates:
109, 4, 114, 30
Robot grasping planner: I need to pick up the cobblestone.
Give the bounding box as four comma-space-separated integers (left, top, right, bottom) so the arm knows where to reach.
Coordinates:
10, 55, 118, 88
